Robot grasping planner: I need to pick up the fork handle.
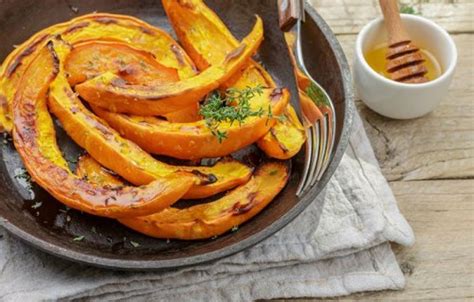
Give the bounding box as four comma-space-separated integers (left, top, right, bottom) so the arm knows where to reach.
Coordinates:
278, 0, 305, 31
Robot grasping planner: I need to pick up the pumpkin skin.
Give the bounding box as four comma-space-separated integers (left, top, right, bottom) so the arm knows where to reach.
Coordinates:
48, 40, 253, 200
11, 41, 195, 219
0, 13, 198, 133
119, 161, 290, 240
74, 17, 264, 116
76, 156, 289, 240
162, 0, 306, 159
93, 88, 289, 160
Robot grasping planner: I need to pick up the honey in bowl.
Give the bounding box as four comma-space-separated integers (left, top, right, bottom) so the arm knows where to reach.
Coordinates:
365, 43, 442, 82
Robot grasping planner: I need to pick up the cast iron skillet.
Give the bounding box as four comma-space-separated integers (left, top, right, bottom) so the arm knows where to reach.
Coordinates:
0, 0, 353, 270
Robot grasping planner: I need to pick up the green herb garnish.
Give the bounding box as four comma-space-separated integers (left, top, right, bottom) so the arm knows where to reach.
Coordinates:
199, 85, 267, 143
306, 82, 330, 107
400, 4, 419, 15
130, 241, 140, 248
31, 202, 42, 209
73, 236, 85, 242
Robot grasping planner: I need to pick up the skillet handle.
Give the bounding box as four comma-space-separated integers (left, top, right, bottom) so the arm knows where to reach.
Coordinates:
278, 0, 305, 32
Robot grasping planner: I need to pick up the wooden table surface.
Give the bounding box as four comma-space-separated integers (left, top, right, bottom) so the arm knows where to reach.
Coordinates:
300, 0, 474, 300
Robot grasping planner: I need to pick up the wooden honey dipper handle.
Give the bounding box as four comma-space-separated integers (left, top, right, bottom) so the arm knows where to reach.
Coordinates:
379, 0, 428, 83
379, 0, 410, 46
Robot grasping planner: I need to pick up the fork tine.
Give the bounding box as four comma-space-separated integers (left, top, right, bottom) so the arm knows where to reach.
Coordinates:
292, 17, 337, 196
304, 123, 320, 191
310, 118, 327, 186
296, 127, 314, 196
317, 113, 335, 181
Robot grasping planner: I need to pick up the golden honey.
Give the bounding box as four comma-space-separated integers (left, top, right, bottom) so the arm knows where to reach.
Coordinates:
364, 43, 442, 82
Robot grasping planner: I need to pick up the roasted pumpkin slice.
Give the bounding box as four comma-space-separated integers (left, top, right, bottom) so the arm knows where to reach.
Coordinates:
48, 40, 252, 200
162, 0, 306, 159
76, 154, 124, 187
257, 105, 306, 160
12, 41, 195, 218
65, 40, 179, 86
119, 161, 290, 240
0, 13, 197, 133
65, 40, 200, 123
93, 88, 289, 160
74, 17, 264, 116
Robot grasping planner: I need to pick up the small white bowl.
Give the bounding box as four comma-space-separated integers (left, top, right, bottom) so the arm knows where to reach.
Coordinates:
353, 14, 457, 119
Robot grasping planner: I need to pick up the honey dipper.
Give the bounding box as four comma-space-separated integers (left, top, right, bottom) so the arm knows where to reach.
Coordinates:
379, 0, 428, 83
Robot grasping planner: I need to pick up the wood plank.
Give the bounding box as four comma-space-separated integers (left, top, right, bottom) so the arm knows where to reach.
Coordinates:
280, 180, 474, 301
309, 0, 474, 35
335, 34, 474, 181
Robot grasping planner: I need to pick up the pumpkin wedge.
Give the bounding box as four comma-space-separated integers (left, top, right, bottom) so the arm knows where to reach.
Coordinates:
48, 39, 253, 200
257, 105, 306, 159
65, 40, 180, 86
93, 88, 289, 160
11, 41, 195, 218
65, 40, 200, 123
119, 161, 290, 240
76, 154, 125, 187
162, 0, 306, 159
74, 17, 264, 116
0, 13, 197, 133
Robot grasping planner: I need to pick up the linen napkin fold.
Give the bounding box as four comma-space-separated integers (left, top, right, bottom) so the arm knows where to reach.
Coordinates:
0, 112, 414, 301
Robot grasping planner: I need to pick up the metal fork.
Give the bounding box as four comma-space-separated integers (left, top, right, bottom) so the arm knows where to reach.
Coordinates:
278, 0, 336, 196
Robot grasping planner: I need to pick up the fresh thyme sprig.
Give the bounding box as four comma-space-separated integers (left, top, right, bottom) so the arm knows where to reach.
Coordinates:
200, 85, 266, 143
306, 82, 329, 107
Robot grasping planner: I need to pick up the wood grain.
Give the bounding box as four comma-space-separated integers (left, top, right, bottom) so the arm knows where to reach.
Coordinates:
308, 0, 474, 34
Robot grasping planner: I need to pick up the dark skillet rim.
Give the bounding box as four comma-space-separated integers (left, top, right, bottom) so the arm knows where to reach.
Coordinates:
0, 4, 354, 271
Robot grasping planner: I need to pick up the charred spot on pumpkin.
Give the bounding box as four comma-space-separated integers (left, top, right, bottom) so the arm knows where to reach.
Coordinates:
230, 196, 256, 216
6, 34, 49, 78
118, 65, 136, 77
191, 170, 217, 185
93, 17, 118, 25
270, 88, 283, 102
104, 195, 117, 206
270, 128, 289, 153
138, 26, 155, 36
63, 22, 90, 35
170, 44, 185, 66
86, 189, 97, 196
0, 95, 8, 112
111, 185, 125, 193
224, 44, 246, 63
46, 41, 60, 76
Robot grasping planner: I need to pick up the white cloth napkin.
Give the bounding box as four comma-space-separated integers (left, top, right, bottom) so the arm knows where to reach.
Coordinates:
0, 112, 414, 301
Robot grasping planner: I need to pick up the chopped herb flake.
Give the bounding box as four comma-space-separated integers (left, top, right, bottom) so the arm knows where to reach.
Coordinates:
73, 235, 84, 242
31, 202, 42, 209
130, 241, 140, 248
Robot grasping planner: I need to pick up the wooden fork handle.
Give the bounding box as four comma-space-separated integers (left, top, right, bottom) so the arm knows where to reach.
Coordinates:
278, 0, 305, 31
379, 0, 411, 46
